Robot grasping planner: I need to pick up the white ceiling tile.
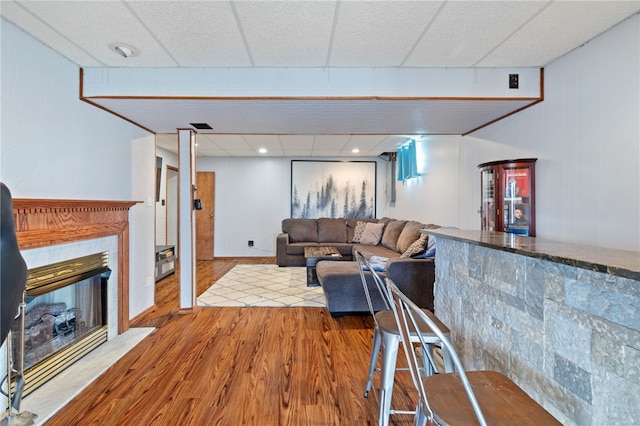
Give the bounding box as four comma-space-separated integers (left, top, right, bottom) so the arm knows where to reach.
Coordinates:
1, 1, 105, 66
406, 1, 549, 67
479, 1, 640, 67
198, 134, 250, 151
312, 135, 351, 150
279, 135, 315, 151
330, 1, 443, 66
226, 149, 261, 157
235, 1, 336, 66
127, 1, 251, 67
311, 150, 346, 157
197, 146, 227, 156
283, 149, 314, 157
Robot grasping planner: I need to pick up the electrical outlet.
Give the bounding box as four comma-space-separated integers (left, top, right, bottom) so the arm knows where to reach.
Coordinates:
248, 240, 254, 247
509, 74, 519, 89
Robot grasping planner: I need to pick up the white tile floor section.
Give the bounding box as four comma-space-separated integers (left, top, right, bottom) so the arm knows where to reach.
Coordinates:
197, 265, 325, 307
19, 327, 155, 425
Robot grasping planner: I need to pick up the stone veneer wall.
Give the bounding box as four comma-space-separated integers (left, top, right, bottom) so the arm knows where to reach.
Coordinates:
434, 237, 640, 425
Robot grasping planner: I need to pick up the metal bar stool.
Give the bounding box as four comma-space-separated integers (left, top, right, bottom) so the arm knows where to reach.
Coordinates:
385, 276, 561, 426
355, 250, 453, 426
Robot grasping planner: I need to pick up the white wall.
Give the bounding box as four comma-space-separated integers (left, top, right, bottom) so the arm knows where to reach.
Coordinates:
465, 13, 640, 251
130, 135, 156, 317
196, 156, 389, 257
392, 13, 640, 252
0, 18, 155, 317
388, 136, 462, 227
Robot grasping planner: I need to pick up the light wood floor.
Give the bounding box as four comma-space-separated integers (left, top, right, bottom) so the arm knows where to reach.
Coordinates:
44, 258, 418, 425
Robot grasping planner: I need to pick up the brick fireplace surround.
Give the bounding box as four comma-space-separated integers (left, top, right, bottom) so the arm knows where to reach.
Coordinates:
13, 198, 138, 334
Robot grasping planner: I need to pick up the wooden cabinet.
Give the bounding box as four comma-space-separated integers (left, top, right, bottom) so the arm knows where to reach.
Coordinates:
478, 159, 537, 236
155, 245, 176, 282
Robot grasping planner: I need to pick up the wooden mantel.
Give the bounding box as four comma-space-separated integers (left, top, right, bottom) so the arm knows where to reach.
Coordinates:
13, 198, 140, 333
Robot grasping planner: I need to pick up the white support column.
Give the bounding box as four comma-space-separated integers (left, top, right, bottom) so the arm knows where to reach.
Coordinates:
177, 129, 196, 309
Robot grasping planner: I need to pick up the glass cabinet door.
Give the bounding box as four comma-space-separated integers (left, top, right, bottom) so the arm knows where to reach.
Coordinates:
502, 166, 531, 235
480, 169, 495, 231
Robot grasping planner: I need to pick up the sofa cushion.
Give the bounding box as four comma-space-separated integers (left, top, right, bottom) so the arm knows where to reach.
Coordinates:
396, 220, 426, 254
317, 218, 347, 243
401, 233, 428, 258
282, 218, 317, 243
353, 243, 402, 259
381, 220, 407, 251
377, 217, 393, 224
286, 242, 318, 256
360, 222, 385, 245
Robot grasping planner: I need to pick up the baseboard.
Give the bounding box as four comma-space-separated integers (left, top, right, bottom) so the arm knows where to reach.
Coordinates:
212, 256, 276, 263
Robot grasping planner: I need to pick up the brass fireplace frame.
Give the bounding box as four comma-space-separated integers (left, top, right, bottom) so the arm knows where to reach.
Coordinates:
14, 252, 110, 397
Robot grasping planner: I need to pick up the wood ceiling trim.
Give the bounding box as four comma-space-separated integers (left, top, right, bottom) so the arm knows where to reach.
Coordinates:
463, 68, 545, 136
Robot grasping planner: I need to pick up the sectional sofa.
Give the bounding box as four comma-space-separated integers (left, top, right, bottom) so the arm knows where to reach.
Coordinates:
276, 217, 439, 316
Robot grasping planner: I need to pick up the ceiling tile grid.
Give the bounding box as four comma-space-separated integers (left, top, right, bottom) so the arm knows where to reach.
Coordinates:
3, 0, 639, 157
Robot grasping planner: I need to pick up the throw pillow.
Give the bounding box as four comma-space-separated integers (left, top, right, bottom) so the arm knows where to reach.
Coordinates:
351, 221, 368, 243
413, 226, 458, 258
359, 222, 385, 245
401, 233, 428, 258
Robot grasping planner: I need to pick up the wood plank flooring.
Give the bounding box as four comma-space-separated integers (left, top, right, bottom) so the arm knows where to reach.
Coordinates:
44, 259, 418, 425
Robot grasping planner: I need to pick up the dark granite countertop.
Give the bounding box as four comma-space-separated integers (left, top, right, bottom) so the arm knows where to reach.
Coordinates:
422, 229, 640, 281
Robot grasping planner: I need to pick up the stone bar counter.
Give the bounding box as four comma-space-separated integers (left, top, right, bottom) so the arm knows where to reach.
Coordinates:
423, 229, 640, 425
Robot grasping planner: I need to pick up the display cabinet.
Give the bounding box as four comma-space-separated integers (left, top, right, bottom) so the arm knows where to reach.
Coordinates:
478, 158, 536, 236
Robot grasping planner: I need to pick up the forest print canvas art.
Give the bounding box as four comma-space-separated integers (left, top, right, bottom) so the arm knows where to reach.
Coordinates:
291, 160, 376, 219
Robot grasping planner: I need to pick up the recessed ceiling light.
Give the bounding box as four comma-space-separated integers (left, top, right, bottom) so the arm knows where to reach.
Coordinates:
352, 148, 360, 153
109, 43, 138, 58
258, 148, 267, 154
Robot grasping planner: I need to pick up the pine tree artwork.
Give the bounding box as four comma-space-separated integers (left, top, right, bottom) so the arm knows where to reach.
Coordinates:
291, 160, 376, 219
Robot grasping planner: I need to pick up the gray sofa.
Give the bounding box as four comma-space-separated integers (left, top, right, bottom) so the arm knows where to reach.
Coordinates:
276, 217, 440, 316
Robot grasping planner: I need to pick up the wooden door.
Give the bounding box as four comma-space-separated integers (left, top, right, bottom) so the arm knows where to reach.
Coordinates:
196, 172, 215, 260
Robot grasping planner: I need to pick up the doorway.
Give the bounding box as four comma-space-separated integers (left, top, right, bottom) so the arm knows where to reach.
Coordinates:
166, 166, 179, 256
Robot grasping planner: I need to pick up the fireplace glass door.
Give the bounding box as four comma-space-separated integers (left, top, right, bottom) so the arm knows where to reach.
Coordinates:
10, 252, 109, 396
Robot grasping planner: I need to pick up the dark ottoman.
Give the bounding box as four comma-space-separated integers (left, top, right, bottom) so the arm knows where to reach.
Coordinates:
316, 261, 387, 317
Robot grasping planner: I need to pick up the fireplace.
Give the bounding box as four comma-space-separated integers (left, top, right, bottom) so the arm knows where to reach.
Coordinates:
8, 197, 138, 405
11, 252, 110, 396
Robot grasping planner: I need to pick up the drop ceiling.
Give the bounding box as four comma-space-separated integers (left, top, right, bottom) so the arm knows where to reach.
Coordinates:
2, 0, 638, 157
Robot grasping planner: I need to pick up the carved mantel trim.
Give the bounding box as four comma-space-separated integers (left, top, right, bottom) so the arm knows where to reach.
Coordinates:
13, 198, 140, 334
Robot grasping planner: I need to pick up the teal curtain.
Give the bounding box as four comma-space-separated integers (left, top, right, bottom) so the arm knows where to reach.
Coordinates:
397, 140, 420, 181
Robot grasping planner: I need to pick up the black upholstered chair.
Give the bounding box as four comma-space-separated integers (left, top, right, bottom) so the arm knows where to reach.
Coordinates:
1, 182, 29, 414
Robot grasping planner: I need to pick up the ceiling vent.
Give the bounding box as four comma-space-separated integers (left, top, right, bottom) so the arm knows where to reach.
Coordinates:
189, 122, 213, 130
